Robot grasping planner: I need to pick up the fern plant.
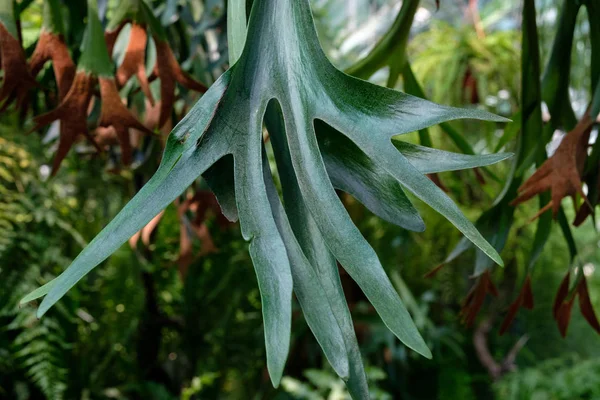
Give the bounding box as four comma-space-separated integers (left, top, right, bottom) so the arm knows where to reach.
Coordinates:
0, 137, 75, 399
22, 0, 511, 397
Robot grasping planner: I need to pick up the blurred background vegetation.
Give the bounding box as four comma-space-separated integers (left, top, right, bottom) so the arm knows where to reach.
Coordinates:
1, 0, 599, 399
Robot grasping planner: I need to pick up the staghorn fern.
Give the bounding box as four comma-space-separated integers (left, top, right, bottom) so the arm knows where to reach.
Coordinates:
23, 0, 511, 397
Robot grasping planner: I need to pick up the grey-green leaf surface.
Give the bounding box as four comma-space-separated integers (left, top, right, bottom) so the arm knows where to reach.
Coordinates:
391, 140, 512, 174
262, 153, 349, 380
265, 103, 370, 398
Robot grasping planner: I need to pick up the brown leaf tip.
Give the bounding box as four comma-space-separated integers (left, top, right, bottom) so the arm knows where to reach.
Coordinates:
0, 24, 37, 111
29, 30, 75, 100
499, 275, 534, 335
154, 38, 208, 128
98, 77, 154, 165
460, 270, 497, 327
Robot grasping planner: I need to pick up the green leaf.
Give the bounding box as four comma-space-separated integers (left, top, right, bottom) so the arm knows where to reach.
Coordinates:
320, 75, 506, 266
42, 0, 66, 35
262, 152, 349, 380
25, 0, 511, 390
227, 0, 247, 65
0, 0, 18, 38
316, 120, 424, 232
391, 140, 512, 174
19, 280, 56, 306
78, 0, 114, 76
265, 103, 370, 398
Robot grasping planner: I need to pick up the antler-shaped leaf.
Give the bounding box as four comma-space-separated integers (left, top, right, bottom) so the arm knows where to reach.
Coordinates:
23, 0, 509, 392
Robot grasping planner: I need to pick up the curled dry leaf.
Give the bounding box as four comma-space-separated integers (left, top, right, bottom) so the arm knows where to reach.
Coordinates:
0, 24, 37, 111
511, 113, 593, 220
30, 71, 99, 175
98, 77, 154, 165
29, 30, 76, 100
499, 275, 534, 335
116, 23, 154, 104
154, 38, 208, 128
460, 270, 498, 326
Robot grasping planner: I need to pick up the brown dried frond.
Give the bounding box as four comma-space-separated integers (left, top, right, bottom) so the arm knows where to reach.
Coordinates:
154, 38, 208, 128
98, 77, 154, 165
576, 277, 600, 335
499, 275, 534, 335
553, 272, 571, 319
460, 270, 498, 327
511, 113, 593, 220
552, 273, 600, 337
116, 23, 154, 104
30, 71, 99, 175
0, 24, 37, 111
29, 30, 75, 99
556, 296, 575, 337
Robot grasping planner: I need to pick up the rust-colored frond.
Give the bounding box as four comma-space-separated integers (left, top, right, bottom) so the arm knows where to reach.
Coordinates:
29, 30, 75, 100
154, 38, 208, 128
511, 114, 593, 220
98, 77, 154, 165
116, 23, 154, 104
499, 275, 534, 335
556, 297, 575, 338
30, 71, 98, 175
577, 277, 600, 334
460, 270, 498, 327
552, 274, 600, 337
553, 272, 571, 319
0, 24, 37, 111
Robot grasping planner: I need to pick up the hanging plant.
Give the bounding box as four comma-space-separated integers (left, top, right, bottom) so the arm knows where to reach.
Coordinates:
105, 0, 207, 128
23, 0, 512, 396
29, 0, 75, 100
29, 0, 150, 174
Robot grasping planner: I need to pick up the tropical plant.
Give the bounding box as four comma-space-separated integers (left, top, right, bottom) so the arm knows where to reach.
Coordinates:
12, 0, 514, 397
1, 0, 598, 398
